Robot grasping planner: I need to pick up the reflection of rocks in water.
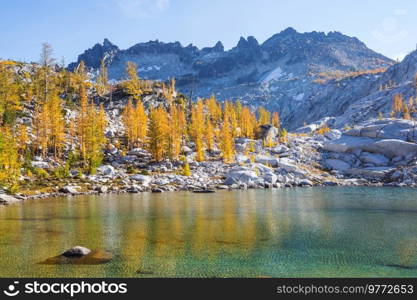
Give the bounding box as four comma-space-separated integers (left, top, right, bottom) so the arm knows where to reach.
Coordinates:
193, 190, 215, 193
55, 216, 91, 220
148, 239, 165, 245
136, 269, 154, 275
36, 229, 64, 236
384, 264, 417, 270
6, 215, 89, 222
214, 239, 240, 245
41, 248, 112, 265
6, 217, 52, 221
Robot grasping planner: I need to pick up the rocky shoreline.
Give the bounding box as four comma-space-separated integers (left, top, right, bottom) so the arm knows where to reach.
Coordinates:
2, 118, 417, 205
0, 177, 394, 205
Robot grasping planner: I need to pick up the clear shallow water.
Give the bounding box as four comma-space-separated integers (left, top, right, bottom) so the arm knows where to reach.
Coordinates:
0, 187, 417, 278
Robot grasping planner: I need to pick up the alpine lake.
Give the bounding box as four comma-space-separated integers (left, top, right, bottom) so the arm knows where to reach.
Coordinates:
1, 187, 417, 277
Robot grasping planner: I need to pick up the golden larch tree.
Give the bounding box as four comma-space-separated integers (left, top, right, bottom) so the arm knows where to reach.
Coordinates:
0, 126, 20, 188
122, 99, 136, 149
83, 101, 107, 173
205, 117, 215, 151
0, 62, 20, 125
392, 94, 404, 118
96, 59, 109, 97
77, 83, 89, 160
272, 112, 280, 128
135, 99, 148, 144
16, 124, 29, 155
240, 107, 255, 139
122, 61, 142, 100
190, 100, 205, 162
206, 95, 222, 124
258, 106, 271, 125
168, 104, 185, 159
48, 93, 66, 158
32, 101, 50, 157
148, 106, 169, 161
221, 110, 235, 163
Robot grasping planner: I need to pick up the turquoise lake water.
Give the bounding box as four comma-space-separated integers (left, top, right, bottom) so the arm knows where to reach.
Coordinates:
0, 187, 416, 277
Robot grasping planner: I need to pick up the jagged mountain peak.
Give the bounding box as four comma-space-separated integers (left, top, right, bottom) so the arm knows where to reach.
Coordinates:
233, 36, 260, 51
279, 26, 298, 35
102, 38, 117, 48
262, 27, 365, 48
68, 38, 119, 70
201, 41, 224, 53
213, 41, 224, 52
68, 30, 397, 130
70, 29, 392, 75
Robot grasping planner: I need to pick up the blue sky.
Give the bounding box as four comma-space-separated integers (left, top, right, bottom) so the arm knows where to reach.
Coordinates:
1, 0, 417, 63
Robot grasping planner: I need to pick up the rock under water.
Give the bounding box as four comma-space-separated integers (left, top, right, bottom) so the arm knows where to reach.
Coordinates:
41, 249, 112, 265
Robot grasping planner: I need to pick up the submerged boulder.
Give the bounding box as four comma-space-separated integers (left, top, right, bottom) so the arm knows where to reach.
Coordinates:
42, 247, 112, 265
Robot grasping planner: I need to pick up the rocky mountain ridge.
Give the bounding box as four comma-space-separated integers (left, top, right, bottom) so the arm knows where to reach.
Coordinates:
69, 28, 399, 129
70, 28, 392, 78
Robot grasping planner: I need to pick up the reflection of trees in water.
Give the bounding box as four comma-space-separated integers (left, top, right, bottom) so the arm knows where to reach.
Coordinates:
2, 188, 417, 276
0, 191, 340, 276
397, 238, 417, 267
119, 192, 293, 265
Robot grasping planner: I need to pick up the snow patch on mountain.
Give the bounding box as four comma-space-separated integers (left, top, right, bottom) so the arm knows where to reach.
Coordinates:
263, 67, 284, 82
293, 93, 305, 101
